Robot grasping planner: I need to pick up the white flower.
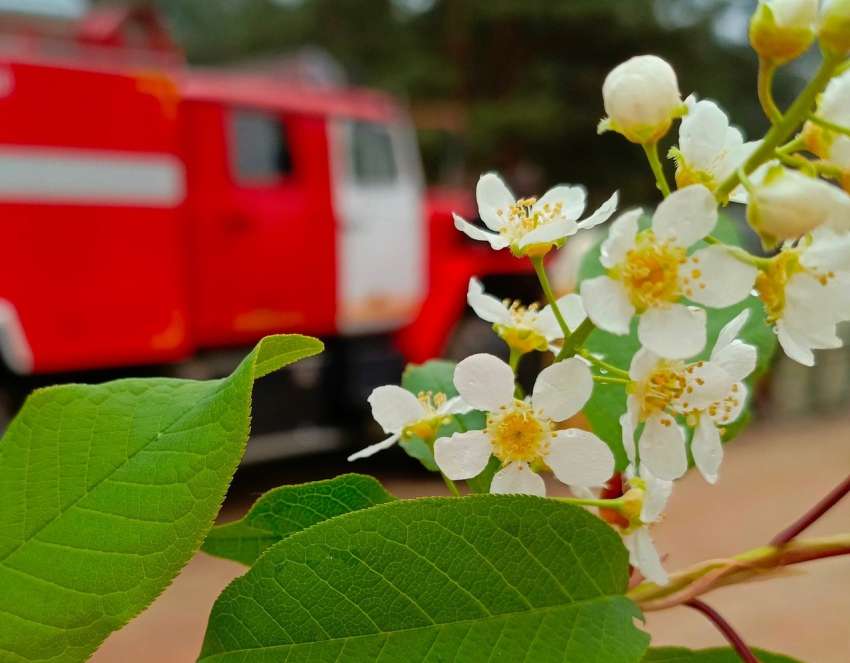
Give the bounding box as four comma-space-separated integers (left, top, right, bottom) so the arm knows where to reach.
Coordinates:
599, 55, 686, 144
756, 226, 850, 366
746, 166, 850, 244
670, 95, 760, 201
453, 173, 618, 257
820, 0, 850, 58
805, 70, 850, 176
620, 313, 756, 482
750, 0, 818, 64
434, 354, 615, 496
621, 464, 673, 586
349, 386, 470, 461
581, 185, 758, 359
467, 277, 586, 354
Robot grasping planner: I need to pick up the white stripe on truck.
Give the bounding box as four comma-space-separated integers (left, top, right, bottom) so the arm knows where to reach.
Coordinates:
0, 148, 186, 207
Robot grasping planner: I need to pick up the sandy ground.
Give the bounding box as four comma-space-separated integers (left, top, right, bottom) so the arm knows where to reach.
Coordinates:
91, 413, 850, 662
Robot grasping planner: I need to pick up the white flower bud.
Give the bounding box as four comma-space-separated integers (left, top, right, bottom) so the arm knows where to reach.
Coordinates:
820, 0, 850, 57
749, 0, 818, 63
747, 166, 850, 245
599, 55, 685, 144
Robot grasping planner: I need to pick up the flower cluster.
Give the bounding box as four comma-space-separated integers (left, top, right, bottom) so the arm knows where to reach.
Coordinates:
349, 2, 850, 588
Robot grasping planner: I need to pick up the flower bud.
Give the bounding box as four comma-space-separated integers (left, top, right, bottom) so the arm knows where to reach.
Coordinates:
749, 0, 818, 64
803, 70, 850, 177
747, 166, 850, 245
599, 55, 686, 144
819, 0, 850, 56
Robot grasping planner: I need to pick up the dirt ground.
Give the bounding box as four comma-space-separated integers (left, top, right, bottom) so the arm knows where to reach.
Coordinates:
91, 412, 850, 662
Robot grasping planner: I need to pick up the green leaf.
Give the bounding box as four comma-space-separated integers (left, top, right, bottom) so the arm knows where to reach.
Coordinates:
577, 215, 777, 470
202, 474, 396, 566
642, 647, 804, 663
0, 334, 323, 663
198, 495, 650, 663
400, 360, 489, 477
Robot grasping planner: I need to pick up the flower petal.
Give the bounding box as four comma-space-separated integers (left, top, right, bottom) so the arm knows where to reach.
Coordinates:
368, 385, 424, 434
620, 395, 640, 464
467, 277, 512, 326
347, 432, 402, 462
600, 208, 641, 268
679, 97, 730, 172
639, 411, 687, 480
712, 310, 750, 356
711, 341, 757, 383
652, 184, 718, 247
433, 430, 493, 480
547, 429, 615, 487
517, 217, 579, 249
711, 382, 748, 427
490, 461, 546, 496
691, 414, 722, 484
638, 304, 707, 360
776, 320, 816, 367
628, 528, 668, 586
581, 276, 635, 335
476, 172, 515, 231
577, 191, 620, 229
531, 358, 593, 422
439, 395, 473, 416
453, 353, 516, 412
453, 213, 510, 250
629, 347, 661, 381
639, 465, 672, 523
681, 245, 758, 308
533, 184, 587, 220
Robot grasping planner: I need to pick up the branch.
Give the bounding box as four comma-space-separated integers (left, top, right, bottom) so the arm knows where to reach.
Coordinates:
686, 599, 762, 663
771, 472, 850, 546
629, 533, 850, 611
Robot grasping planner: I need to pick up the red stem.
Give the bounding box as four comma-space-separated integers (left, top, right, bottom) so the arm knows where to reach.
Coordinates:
770, 472, 850, 546
686, 599, 761, 663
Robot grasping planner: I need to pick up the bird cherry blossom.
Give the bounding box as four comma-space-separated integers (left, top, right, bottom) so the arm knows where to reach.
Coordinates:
620, 464, 673, 586
433, 353, 614, 496
749, 0, 818, 64
746, 165, 850, 244
599, 55, 686, 144
452, 172, 618, 258
756, 226, 850, 366
669, 95, 760, 200
620, 312, 757, 482
581, 184, 758, 359
348, 386, 470, 461
467, 277, 586, 355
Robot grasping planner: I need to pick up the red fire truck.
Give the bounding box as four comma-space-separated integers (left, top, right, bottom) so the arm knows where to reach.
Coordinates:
0, 6, 534, 459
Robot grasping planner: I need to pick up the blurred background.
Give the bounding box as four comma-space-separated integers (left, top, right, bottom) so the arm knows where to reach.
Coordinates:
0, 0, 847, 660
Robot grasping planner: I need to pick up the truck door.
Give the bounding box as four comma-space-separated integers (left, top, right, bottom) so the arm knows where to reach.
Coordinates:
329, 119, 426, 334
185, 105, 337, 346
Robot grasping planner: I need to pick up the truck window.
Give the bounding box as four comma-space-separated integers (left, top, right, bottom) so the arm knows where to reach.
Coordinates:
350, 121, 397, 184
231, 110, 293, 183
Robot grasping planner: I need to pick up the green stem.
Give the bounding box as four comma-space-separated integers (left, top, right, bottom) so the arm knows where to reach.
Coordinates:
441, 473, 463, 497
556, 317, 596, 361
808, 112, 850, 140
714, 52, 844, 202
643, 141, 672, 197
580, 350, 630, 378
593, 376, 630, 386
508, 347, 523, 373
531, 256, 571, 341
555, 496, 626, 511
757, 56, 782, 123
705, 234, 771, 270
